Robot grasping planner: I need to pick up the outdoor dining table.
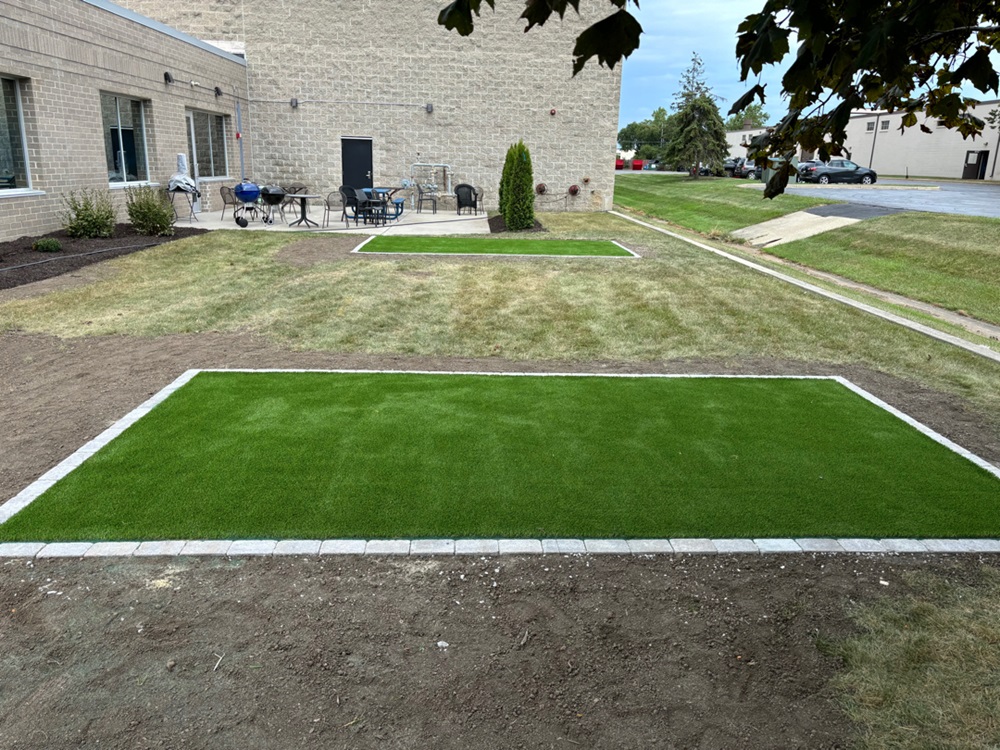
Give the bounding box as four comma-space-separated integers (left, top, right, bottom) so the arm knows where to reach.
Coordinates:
368, 187, 405, 220
286, 193, 322, 227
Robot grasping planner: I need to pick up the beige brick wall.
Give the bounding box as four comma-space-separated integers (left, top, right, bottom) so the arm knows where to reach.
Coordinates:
117, 0, 622, 212
0, 0, 250, 241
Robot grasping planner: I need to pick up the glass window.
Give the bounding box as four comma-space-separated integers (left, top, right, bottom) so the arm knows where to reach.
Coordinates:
189, 112, 229, 177
1, 77, 29, 190
101, 93, 149, 183
866, 121, 875, 132
880, 120, 890, 130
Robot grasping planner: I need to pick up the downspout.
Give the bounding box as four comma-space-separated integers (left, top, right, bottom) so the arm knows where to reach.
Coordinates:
991, 125, 1000, 180
868, 113, 880, 168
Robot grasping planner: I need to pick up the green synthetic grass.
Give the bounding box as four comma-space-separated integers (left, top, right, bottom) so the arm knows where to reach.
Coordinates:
1, 372, 998, 542
358, 236, 633, 256
614, 174, 835, 233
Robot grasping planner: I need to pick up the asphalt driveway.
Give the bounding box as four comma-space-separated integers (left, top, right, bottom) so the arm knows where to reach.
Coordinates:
783, 179, 1000, 218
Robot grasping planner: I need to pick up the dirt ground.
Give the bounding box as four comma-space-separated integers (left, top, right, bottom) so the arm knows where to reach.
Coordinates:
2, 243, 1000, 748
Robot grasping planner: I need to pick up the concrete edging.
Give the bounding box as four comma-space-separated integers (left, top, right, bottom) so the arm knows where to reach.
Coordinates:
5, 538, 1000, 559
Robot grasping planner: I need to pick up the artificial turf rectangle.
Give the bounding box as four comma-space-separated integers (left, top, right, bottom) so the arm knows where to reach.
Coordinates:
1, 372, 998, 542
356, 236, 634, 256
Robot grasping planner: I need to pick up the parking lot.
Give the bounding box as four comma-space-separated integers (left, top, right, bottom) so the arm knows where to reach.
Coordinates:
783, 179, 1000, 218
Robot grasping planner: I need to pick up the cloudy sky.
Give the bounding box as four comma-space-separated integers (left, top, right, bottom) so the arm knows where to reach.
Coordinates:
617, 0, 791, 129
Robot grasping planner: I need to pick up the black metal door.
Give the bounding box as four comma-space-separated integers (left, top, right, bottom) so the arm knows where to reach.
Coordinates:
962, 150, 989, 180
342, 138, 373, 189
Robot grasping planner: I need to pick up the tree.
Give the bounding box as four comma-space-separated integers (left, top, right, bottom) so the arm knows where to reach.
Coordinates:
724, 103, 770, 131
617, 107, 677, 162
437, 0, 1000, 196
501, 140, 535, 230
673, 53, 714, 111
665, 94, 729, 177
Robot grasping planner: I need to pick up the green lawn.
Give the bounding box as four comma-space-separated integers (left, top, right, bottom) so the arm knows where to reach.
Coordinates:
763, 213, 1000, 326
614, 174, 835, 233
1, 371, 997, 542
358, 236, 634, 256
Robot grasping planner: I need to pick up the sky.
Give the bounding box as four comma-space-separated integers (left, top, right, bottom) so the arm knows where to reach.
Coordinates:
617, 0, 792, 129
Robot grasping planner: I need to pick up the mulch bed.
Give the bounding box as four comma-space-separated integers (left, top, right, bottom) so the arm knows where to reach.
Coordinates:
0, 224, 208, 290
488, 214, 546, 233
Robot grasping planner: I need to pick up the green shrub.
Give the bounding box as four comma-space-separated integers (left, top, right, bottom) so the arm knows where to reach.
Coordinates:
502, 140, 535, 231
62, 188, 116, 238
125, 186, 175, 236
31, 237, 63, 253
498, 145, 516, 217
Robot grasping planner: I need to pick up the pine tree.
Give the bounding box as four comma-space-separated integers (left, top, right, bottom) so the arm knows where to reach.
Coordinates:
667, 94, 729, 178
672, 53, 714, 112
503, 141, 535, 231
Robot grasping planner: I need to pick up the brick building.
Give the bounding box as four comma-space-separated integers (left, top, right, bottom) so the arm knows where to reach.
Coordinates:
1, 0, 622, 241
0, 0, 250, 242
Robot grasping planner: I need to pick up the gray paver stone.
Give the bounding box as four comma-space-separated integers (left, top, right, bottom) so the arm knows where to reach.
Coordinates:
795, 538, 845, 553
455, 539, 500, 555
182, 540, 233, 556
228, 540, 277, 556
670, 538, 717, 554
541, 539, 586, 554
274, 540, 322, 555
627, 539, 674, 554
497, 539, 542, 555
134, 541, 186, 557
838, 538, 887, 553
583, 539, 630, 555
923, 539, 1000, 553
85, 542, 141, 557
713, 539, 760, 553
37, 542, 94, 558
879, 538, 929, 553
319, 540, 367, 555
0, 542, 45, 557
411, 539, 455, 555
754, 538, 802, 553
365, 540, 411, 555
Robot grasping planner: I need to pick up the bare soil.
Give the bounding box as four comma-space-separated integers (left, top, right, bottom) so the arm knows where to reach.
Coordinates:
1, 253, 999, 747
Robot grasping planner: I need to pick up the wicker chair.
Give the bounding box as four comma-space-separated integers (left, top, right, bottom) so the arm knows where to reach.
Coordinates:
454, 183, 479, 215
219, 185, 238, 220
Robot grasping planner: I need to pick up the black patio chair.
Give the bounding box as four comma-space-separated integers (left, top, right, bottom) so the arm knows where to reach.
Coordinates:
416, 183, 437, 214
219, 185, 238, 220
337, 185, 359, 225
352, 187, 386, 226
454, 183, 479, 215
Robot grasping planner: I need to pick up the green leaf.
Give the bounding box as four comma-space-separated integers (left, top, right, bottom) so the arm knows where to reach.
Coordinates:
570, 9, 642, 74
521, 0, 580, 30
437, 0, 494, 36
949, 46, 1000, 94
728, 84, 767, 116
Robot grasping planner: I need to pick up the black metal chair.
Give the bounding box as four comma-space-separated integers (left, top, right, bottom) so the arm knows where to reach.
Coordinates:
219, 185, 238, 220
337, 186, 359, 225
454, 183, 479, 215
352, 187, 386, 226
416, 183, 437, 214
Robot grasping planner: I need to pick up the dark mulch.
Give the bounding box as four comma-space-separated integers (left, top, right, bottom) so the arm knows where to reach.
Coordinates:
488, 214, 546, 233
0, 224, 208, 290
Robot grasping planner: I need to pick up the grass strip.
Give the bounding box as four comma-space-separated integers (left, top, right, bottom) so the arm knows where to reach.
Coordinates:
1, 372, 997, 542
358, 236, 633, 256
763, 212, 1000, 326
614, 174, 835, 233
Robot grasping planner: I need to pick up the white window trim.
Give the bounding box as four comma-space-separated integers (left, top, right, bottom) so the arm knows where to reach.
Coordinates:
186, 110, 230, 179
104, 93, 151, 186
1, 76, 32, 191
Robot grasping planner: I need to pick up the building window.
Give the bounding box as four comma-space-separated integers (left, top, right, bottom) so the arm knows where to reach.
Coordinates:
188, 112, 229, 177
866, 121, 875, 132
101, 93, 149, 183
1, 77, 29, 190
880, 120, 890, 131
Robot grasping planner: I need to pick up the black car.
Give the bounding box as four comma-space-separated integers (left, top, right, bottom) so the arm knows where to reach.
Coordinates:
798, 159, 877, 184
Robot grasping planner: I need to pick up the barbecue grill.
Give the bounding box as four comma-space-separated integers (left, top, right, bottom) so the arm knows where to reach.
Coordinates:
259, 185, 287, 225
233, 181, 260, 227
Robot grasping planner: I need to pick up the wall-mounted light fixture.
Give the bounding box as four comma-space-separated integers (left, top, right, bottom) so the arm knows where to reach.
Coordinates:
290, 98, 299, 108
425, 103, 434, 113
214, 86, 224, 97
163, 71, 175, 84
568, 184, 580, 196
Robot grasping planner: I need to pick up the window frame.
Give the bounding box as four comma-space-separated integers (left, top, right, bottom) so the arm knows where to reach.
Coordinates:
0, 76, 33, 193
865, 121, 875, 132
101, 92, 152, 186
187, 110, 230, 179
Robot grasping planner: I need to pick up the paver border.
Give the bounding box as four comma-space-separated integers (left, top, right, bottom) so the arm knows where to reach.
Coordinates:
350, 235, 640, 258
1, 368, 998, 555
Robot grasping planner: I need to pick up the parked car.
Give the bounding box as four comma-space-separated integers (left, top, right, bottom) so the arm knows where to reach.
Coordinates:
798, 158, 877, 184
725, 157, 761, 179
